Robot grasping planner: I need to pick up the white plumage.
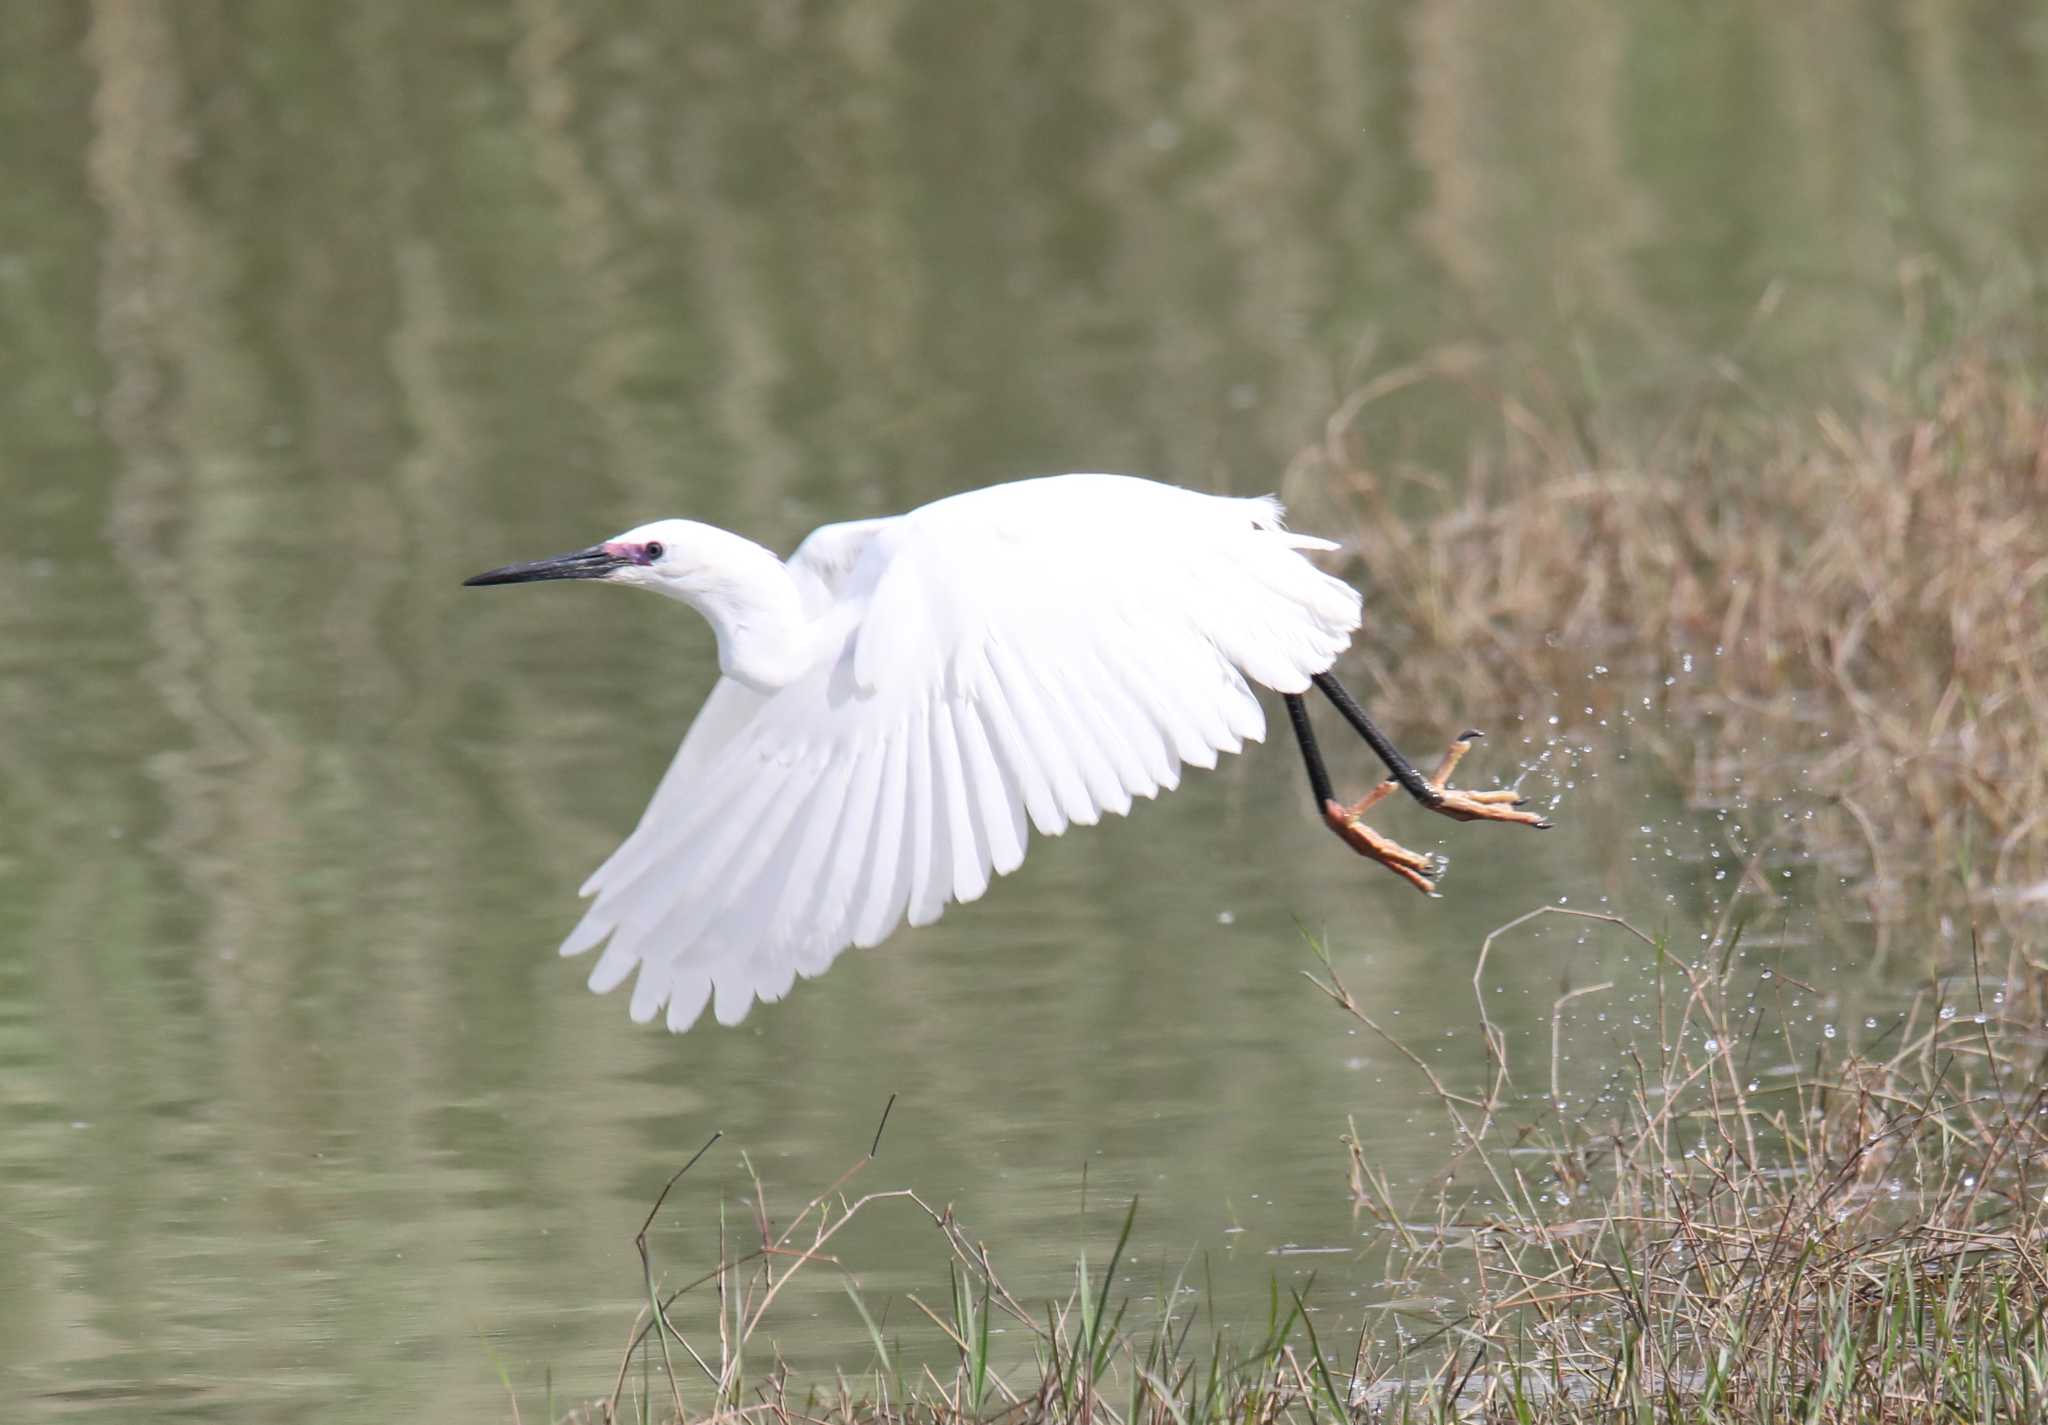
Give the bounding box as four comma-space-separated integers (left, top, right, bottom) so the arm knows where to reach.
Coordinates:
469, 474, 1362, 1031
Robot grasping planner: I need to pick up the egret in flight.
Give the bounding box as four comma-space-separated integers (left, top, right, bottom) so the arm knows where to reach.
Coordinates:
465, 474, 1547, 1031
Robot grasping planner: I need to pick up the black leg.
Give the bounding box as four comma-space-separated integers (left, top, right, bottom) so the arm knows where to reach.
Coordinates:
1294, 672, 1549, 894
1283, 693, 1334, 810
1309, 670, 1446, 809
1290, 686, 1446, 894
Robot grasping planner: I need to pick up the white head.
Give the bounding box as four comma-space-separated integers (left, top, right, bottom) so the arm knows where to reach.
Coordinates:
463, 519, 737, 601
465, 521, 816, 696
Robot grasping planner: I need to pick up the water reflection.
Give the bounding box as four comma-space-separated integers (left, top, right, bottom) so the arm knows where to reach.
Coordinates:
2, 0, 2042, 1418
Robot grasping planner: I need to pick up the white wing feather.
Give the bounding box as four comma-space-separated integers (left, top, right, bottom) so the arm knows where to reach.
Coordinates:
565, 475, 1361, 1030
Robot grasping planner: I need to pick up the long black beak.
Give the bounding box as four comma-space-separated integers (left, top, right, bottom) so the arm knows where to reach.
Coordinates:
463, 544, 626, 587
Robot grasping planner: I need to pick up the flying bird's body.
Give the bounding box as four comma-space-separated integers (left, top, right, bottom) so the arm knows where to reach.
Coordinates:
466, 474, 1547, 1031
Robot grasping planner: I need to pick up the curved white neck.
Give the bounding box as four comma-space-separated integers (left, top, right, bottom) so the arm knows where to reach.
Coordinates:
662, 530, 817, 692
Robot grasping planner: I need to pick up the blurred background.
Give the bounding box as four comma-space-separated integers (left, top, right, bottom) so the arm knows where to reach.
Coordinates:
2, 2, 2045, 1420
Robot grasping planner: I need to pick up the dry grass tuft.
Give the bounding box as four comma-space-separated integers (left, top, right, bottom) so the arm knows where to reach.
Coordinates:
1304, 910, 2048, 1421
1289, 339, 2048, 919
538, 906, 2048, 1425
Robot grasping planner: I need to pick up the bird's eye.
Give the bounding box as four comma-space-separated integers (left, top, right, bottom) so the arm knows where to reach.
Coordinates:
644, 541, 665, 562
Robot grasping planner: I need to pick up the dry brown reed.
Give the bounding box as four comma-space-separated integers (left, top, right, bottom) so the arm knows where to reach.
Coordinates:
1289, 337, 2048, 924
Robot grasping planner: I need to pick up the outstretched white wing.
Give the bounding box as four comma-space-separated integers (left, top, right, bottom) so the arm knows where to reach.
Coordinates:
562, 475, 1362, 1030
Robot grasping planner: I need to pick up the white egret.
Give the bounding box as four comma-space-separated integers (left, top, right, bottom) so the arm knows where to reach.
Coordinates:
465, 474, 1547, 1031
